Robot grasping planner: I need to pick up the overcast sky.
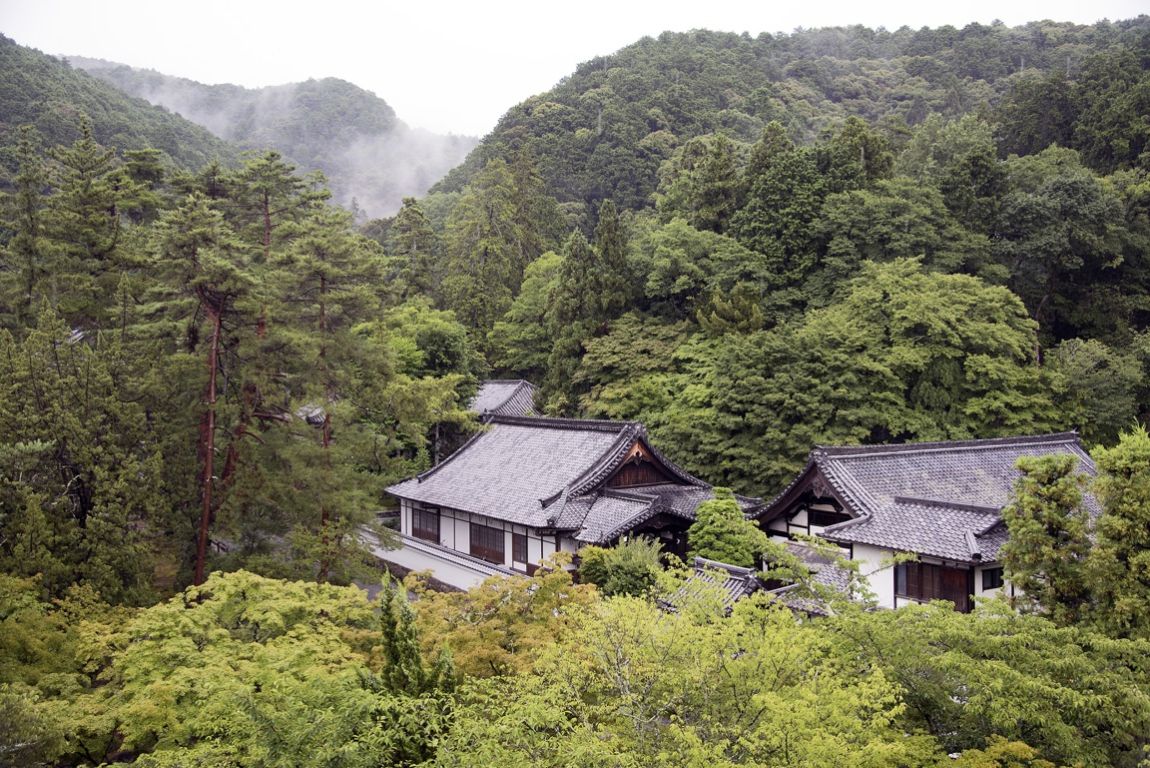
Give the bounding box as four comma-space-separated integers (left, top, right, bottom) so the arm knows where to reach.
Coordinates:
1, 0, 1145, 137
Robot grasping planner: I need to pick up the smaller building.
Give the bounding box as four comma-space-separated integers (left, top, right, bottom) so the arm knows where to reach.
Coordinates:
385, 414, 758, 589
661, 543, 851, 616
468, 379, 539, 418
754, 432, 1098, 612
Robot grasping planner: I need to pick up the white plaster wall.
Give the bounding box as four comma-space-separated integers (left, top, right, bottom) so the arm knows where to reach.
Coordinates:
974, 564, 1007, 599
400, 500, 412, 536
452, 516, 470, 552
852, 543, 896, 609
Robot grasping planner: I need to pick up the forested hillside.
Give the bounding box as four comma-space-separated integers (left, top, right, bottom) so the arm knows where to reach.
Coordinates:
71, 57, 478, 216
388, 18, 1150, 496
5, 17, 1150, 767
0, 35, 236, 172
435, 19, 1150, 212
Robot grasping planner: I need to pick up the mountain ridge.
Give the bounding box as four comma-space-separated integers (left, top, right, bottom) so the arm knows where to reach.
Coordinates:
69, 56, 478, 216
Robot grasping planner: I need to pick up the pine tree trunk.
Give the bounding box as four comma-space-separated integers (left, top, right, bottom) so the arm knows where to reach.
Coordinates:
317, 276, 331, 582
318, 412, 331, 582
193, 308, 222, 585
263, 191, 272, 261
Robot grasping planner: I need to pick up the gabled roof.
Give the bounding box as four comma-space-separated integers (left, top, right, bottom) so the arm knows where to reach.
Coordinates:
758, 432, 1097, 564
660, 557, 764, 613
661, 543, 852, 616
468, 379, 538, 417
387, 414, 748, 543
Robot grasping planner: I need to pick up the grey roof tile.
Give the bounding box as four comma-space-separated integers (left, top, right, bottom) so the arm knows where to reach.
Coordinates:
660, 557, 764, 613
388, 417, 629, 527
469, 380, 539, 416
388, 415, 757, 542
770, 432, 1098, 563
820, 497, 1006, 562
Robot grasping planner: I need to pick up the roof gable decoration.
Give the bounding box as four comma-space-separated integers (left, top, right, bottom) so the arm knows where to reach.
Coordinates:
387, 414, 749, 544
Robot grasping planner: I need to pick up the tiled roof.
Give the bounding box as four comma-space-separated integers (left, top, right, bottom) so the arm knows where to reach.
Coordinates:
469, 379, 538, 417
820, 497, 1009, 562
662, 544, 853, 616
388, 416, 630, 527
661, 557, 764, 613
388, 415, 753, 543
763, 432, 1097, 563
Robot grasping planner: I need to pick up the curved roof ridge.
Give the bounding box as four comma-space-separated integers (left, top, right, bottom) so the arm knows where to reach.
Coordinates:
565, 425, 644, 497
817, 431, 1083, 459
817, 456, 883, 514
892, 495, 1002, 515
566, 426, 709, 498
488, 413, 638, 433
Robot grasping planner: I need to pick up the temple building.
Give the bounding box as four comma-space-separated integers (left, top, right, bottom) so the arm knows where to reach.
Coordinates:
753, 432, 1097, 612
379, 414, 758, 590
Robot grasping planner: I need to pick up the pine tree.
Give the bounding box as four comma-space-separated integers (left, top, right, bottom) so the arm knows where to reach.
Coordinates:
46, 117, 123, 329
152, 193, 257, 585
264, 205, 389, 581
389, 197, 441, 300
590, 199, 634, 324
0, 126, 53, 330
442, 159, 521, 339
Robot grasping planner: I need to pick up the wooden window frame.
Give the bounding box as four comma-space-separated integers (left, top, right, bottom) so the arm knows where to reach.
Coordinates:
895, 561, 973, 612
981, 566, 1004, 591
470, 522, 505, 565
412, 507, 440, 543
512, 532, 528, 564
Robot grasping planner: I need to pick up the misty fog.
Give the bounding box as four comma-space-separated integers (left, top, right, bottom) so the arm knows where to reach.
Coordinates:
69, 56, 477, 217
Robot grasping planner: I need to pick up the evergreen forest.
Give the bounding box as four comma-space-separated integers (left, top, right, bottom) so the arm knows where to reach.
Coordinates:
3, 17, 1150, 768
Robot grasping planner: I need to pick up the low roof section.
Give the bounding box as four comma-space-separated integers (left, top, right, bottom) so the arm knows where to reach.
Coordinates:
756, 432, 1097, 565
660, 544, 851, 616
468, 379, 539, 417
387, 414, 758, 545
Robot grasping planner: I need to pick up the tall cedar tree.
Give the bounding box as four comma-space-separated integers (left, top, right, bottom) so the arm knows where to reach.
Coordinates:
389, 196, 441, 300
1000, 454, 1092, 625
46, 118, 125, 329
264, 205, 390, 581
1089, 425, 1150, 639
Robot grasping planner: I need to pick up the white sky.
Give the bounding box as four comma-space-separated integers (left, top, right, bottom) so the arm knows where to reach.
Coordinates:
1, 0, 1145, 137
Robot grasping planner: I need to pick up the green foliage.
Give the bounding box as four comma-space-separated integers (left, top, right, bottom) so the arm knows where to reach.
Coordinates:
488, 251, 561, 381
410, 562, 599, 678
994, 147, 1126, 341
437, 21, 1150, 211
1047, 338, 1143, 444
1000, 454, 1092, 625
655, 133, 746, 233
692, 259, 1060, 495
687, 489, 769, 567
576, 536, 663, 597
1089, 425, 1150, 639
833, 602, 1150, 767
437, 596, 939, 767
